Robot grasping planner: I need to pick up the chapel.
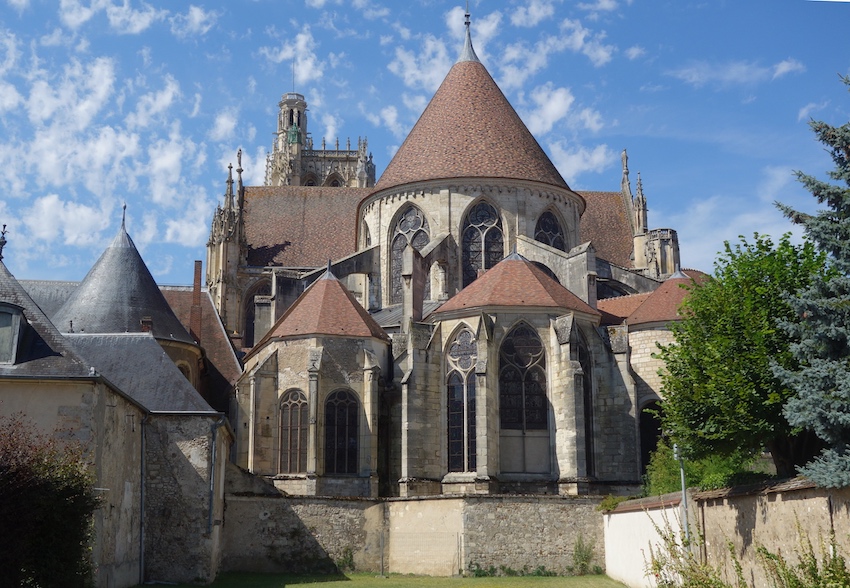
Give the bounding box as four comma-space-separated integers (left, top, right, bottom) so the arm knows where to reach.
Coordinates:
206, 14, 685, 498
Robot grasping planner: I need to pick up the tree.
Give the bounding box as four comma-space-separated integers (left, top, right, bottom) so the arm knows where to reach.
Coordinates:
0, 413, 99, 587
775, 76, 850, 487
656, 234, 826, 478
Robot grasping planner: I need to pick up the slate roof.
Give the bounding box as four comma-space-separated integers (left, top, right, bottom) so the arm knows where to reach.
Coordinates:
374, 44, 569, 192
243, 186, 369, 268
578, 190, 635, 268
432, 252, 600, 317
250, 268, 389, 356
0, 261, 92, 378
67, 333, 217, 413
52, 224, 194, 344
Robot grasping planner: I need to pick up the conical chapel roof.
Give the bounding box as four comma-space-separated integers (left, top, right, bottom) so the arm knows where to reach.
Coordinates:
53, 223, 195, 345
375, 27, 569, 192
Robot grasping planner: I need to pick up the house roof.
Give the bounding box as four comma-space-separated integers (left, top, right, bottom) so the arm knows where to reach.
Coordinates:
374, 33, 569, 193
251, 268, 389, 354
597, 269, 709, 327
67, 333, 217, 413
0, 261, 92, 378
52, 224, 195, 344
432, 252, 600, 317
243, 186, 369, 268
596, 292, 652, 325
579, 190, 635, 268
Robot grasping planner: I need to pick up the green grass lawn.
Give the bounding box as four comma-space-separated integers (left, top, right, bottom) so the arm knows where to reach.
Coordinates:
156, 572, 626, 588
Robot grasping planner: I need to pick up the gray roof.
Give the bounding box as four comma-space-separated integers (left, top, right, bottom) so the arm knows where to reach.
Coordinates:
53, 225, 195, 345
67, 333, 216, 413
370, 301, 443, 329
0, 261, 92, 378
20, 280, 79, 318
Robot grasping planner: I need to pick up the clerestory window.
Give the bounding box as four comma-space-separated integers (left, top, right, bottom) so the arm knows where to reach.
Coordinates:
390, 206, 430, 304
534, 211, 566, 251
462, 202, 503, 287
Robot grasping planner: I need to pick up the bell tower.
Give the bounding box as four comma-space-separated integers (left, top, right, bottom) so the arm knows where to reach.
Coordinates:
266, 92, 308, 186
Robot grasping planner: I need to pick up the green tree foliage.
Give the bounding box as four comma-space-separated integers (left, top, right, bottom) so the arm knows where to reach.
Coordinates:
0, 413, 99, 587
656, 234, 826, 478
775, 76, 850, 487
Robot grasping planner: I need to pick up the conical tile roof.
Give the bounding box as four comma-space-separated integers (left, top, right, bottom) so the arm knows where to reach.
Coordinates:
53, 224, 194, 344
375, 30, 569, 192
433, 252, 599, 316
624, 269, 708, 326
252, 268, 389, 351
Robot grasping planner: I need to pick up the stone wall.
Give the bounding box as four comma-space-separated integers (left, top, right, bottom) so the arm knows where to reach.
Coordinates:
628, 326, 673, 406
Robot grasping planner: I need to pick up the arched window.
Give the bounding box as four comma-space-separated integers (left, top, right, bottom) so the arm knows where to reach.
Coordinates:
279, 390, 308, 474
447, 328, 477, 472
325, 390, 359, 475
535, 211, 566, 251
573, 328, 595, 476
243, 281, 271, 348
499, 324, 550, 474
640, 401, 663, 476
390, 206, 430, 304
462, 201, 503, 287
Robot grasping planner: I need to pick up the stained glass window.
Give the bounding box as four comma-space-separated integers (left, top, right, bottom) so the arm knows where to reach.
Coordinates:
447, 329, 477, 472
574, 329, 595, 476
325, 390, 359, 475
534, 211, 566, 251
499, 324, 548, 431
462, 202, 503, 287
390, 206, 430, 304
279, 389, 308, 473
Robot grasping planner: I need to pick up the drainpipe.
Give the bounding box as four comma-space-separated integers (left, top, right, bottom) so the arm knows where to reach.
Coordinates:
208, 416, 226, 533
139, 414, 150, 586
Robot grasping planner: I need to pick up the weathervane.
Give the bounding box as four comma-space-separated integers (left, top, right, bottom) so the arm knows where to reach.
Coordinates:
465, 1, 471, 27
0, 224, 6, 261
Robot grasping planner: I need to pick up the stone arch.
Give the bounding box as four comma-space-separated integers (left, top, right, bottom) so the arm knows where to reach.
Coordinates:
243, 279, 272, 348
388, 204, 431, 304
324, 172, 344, 188
303, 173, 319, 186
460, 199, 504, 288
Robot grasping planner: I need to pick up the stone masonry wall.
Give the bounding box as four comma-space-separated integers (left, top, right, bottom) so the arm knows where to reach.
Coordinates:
629, 326, 673, 406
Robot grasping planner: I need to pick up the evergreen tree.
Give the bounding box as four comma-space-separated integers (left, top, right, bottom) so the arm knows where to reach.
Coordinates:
657, 234, 825, 478
775, 76, 850, 487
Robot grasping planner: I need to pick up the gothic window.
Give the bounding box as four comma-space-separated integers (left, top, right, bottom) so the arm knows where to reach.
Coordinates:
325, 390, 359, 475
500, 324, 548, 431
390, 206, 431, 304
279, 390, 308, 474
535, 211, 566, 251
462, 201, 503, 287
447, 328, 477, 472
573, 328, 595, 476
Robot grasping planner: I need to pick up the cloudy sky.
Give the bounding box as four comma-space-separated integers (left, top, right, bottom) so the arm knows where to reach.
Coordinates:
0, 0, 848, 284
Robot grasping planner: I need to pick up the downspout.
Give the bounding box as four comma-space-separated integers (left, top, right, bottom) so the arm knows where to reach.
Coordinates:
139, 413, 150, 586
208, 415, 226, 533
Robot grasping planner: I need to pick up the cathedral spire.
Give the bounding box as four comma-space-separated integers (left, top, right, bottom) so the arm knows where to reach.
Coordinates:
224, 163, 234, 210
635, 172, 648, 235
457, 3, 480, 63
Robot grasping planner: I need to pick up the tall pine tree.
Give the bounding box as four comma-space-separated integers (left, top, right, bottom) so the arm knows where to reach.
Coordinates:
775, 76, 850, 487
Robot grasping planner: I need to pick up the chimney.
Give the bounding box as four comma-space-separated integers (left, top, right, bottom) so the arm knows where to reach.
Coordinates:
190, 260, 203, 344
140, 316, 153, 332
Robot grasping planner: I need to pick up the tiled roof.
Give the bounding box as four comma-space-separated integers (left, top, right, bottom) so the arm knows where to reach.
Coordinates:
579, 190, 634, 267
597, 292, 651, 325
67, 333, 217, 413
375, 59, 568, 192
52, 224, 194, 345
243, 186, 369, 268
250, 269, 389, 354
0, 261, 92, 378
433, 252, 600, 317
623, 270, 708, 326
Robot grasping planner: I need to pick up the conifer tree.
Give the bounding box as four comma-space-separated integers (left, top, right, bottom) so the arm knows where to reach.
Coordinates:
775, 76, 850, 487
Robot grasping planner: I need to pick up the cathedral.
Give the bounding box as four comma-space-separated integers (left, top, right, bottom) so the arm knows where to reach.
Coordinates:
206, 17, 685, 498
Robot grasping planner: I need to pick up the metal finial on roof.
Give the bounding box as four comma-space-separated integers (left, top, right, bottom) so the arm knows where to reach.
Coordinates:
321, 259, 336, 280
236, 148, 244, 190
458, 3, 480, 63
0, 224, 7, 261
669, 264, 689, 279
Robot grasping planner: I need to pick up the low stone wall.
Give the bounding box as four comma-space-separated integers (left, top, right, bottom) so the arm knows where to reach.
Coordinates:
222, 479, 604, 577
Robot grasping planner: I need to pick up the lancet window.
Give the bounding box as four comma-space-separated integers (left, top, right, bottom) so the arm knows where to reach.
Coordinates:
462, 201, 503, 287
447, 328, 477, 473
573, 329, 595, 476
325, 390, 359, 475
390, 206, 430, 304
534, 211, 567, 251
499, 324, 548, 432
279, 389, 308, 474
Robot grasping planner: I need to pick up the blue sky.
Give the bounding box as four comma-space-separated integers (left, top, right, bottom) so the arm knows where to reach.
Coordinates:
0, 0, 848, 285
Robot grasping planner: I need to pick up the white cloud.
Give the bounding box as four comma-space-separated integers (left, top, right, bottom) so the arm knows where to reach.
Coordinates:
125, 75, 180, 129
625, 45, 645, 60
364, 104, 406, 139
577, 0, 618, 12
259, 27, 325, 86
7, 0, 29, 10
0, 80, 21, 112
170, 5, 219, 38
163, 196, 212, 246
511, 0, 555, 27
24, 194, 109, 245
320, 112, 339, 142
106, 1, 166, 35
669, 58, 806, 88
560, 19, 614, 66
146, 123, 202, 206
798, 101, 828, 122
59, 0, 109, 29
574, 107, 603, 132
521, 83, 575, 136
0, 29, 20, 75
209, 109, 238, 141
548, 142, 616, 185
388, 35, 452, 92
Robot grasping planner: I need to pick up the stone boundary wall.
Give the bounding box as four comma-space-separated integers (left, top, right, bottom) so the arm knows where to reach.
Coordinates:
222, 478, 604, 576
604, 481, 850, 588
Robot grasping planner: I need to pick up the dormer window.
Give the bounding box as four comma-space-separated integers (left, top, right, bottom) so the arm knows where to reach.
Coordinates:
0, 303, 24, 364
